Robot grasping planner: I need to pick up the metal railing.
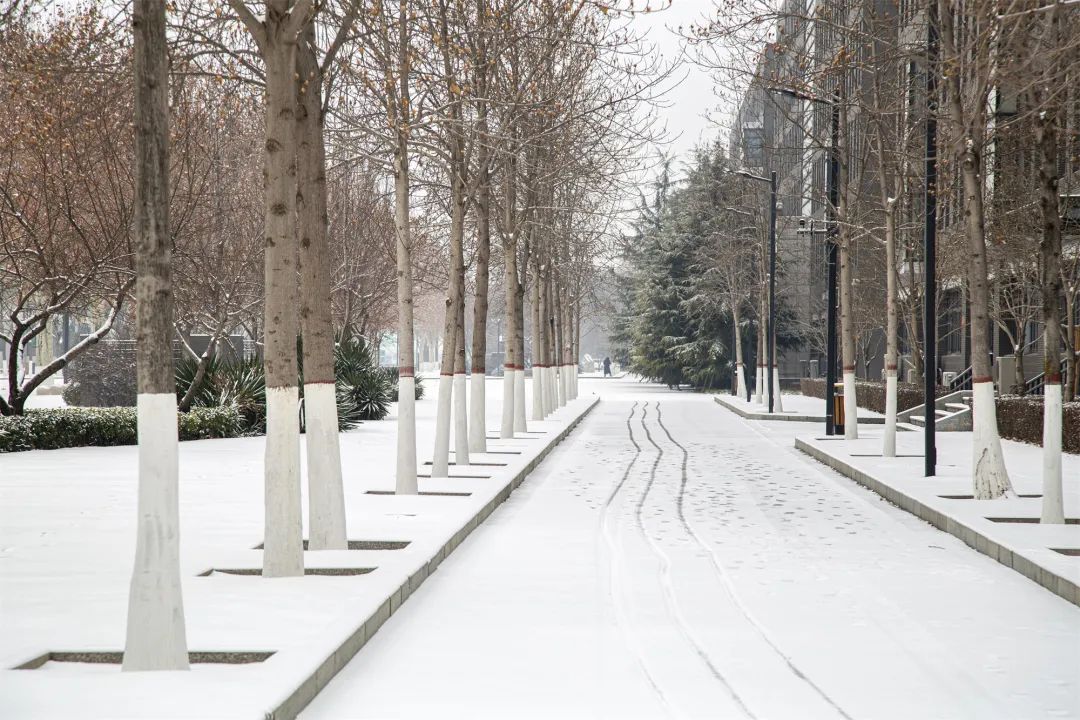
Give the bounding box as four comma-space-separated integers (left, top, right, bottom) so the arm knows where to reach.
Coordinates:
1023, 359, 1069, 396
947, 365, 973, 391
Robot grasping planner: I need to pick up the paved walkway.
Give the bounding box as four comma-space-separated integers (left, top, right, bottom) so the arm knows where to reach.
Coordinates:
303, 380, 1080, 719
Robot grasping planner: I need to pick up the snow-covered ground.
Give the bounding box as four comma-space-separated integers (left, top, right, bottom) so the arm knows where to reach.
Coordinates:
795, 412, 1080, 607
716, 390, 885, 421
303, 380, 1079, 720
0, 377, 595, 718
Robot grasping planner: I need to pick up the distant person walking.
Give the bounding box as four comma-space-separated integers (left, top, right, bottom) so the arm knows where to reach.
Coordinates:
603, 356, 612, 377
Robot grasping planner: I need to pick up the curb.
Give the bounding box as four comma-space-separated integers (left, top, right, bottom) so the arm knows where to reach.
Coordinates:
268, 396, 601, 719
714, 395, 885, 424
794, 437, 1079, 609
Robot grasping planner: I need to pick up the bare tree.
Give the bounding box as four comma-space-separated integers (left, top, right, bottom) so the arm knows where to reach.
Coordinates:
123, 0, 188, 672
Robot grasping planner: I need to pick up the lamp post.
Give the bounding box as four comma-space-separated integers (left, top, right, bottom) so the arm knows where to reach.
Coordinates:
771, 85, 839, 435
735, 169, 778, 414
923, 0, 939, 476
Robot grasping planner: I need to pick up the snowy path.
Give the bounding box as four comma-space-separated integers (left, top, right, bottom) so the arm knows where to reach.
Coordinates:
303, 380, 1079, 719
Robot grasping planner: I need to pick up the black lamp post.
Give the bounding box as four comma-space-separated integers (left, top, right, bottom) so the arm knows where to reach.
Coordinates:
923, 1, 939, 476
770, 85, 839, 435
736, 169, 778, 414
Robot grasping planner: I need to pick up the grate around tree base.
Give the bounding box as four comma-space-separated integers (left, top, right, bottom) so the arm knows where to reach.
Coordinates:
939, 493, 1042, 500
197, 567, 376, 577
417, 473, 492, 479
1051, 548, 1080, 556
14, 650, 274, 669
423, 461, 507, 467
986, 517, 1080, 524
252, 540, 410, 551
365, 490, 471, 497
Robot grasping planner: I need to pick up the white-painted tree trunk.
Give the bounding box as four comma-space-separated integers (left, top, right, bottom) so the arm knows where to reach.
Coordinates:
1041, 383, 1064, 523
500, 370, 514, 439
532, 365, 544, 420
304, 382, 346, 550
545, 366, 556, 415
453, 371, 469, 465
843, 371, 858, 440
572, 365, 578, 399
883, 373, 898, 458
432, 374, 453, 477
469, 373, 486, 452
972, 381, 1014, 499
736, 363, 747, 400
514, 368, 527, 432
771, 366, 784, 413
124, 392, 188, 671
396, 377, 418, 494
263, 386, 304, 577
754, 364, 763, 404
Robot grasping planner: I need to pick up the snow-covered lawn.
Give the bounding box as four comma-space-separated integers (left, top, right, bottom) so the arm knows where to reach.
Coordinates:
0, 378, 597, 719
302, 380, 1079, 719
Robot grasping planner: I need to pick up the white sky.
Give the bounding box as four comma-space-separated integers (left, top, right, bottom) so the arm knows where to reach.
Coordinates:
631, 0, 725, 168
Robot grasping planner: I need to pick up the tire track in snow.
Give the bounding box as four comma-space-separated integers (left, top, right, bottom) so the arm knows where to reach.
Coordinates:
636, 404, 756, 720
654, 403, 854, 720
598, 401, 673, 716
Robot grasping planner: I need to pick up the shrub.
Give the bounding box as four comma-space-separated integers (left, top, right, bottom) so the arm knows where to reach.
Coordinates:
63, 340, 138, 407
379, 366, 425, 400
799, 378, 948, 413
996, 396, 1080, 454
338, 369, 394, 422
0, 405, 243, 453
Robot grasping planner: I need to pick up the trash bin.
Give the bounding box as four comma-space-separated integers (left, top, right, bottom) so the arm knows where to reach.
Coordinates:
833, 382, 845, 434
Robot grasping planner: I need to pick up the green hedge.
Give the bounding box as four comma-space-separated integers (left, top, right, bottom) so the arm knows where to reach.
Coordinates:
996, 396, 1080, 454
0, 406, 243, 453
799, 378, 948, 414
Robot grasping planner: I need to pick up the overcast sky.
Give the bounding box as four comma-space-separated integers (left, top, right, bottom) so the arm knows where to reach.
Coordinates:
631, 1, 725, 168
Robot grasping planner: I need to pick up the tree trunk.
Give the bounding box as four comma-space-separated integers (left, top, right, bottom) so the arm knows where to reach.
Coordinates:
469, 166, 491, 452
431, 223, 460, 477
733, 302, 747, 399
961, 145, 1013, 499
938, 0, 1011, 499
838, 107, 858, 440
514, 237, 528, 433
391, 0, 417, 495
531, 243, 545, 420
453, 290, 469, 463
296, 28, 345, 550
501, 236, 517, 439
883, 202, 899, 457
1036, 82, 1064, 523
125, 0, 189, 671
259, 20, 307, 577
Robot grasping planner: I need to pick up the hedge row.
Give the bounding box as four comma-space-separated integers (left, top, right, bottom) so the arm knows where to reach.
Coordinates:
0, 406, 243, 453
799, 378, 948, 414
996, 396, 1080, 454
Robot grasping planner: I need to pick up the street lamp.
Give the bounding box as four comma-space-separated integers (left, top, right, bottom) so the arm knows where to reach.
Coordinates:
768, 85, 840, 436
735, 168, 779, 414
923, 1, 939, 476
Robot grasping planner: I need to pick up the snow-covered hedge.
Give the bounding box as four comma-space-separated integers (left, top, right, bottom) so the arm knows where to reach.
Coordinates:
996, 396, 1080, 454
0, 406, 243, 452
799, 378, 947, 414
